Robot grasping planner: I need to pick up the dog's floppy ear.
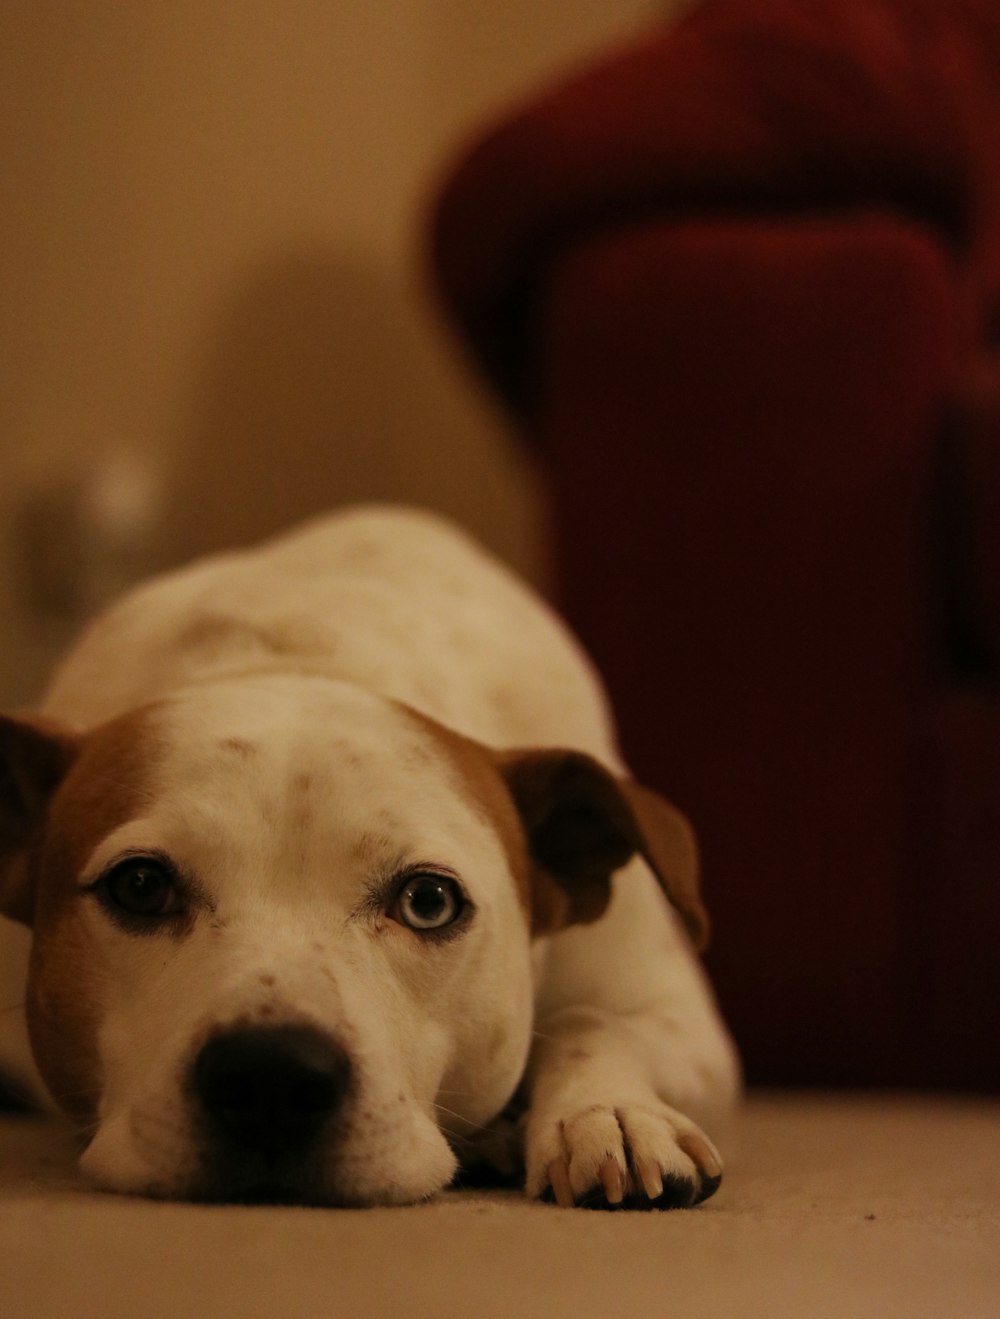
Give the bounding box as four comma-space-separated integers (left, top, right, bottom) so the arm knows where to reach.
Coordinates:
0, 716, 78, 925
497, 749, 709, 949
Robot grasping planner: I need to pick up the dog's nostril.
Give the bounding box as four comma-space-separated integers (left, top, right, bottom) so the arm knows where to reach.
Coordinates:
193, 1025, 350, 1153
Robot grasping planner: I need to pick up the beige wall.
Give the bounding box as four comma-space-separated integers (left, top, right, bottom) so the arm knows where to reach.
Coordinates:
0, 0, 664, 706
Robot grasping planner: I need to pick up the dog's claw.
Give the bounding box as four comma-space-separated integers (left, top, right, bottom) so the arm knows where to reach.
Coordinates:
599, 1157, 625, 1205
677, 1129, 723, 1181
547, 1157, 575, 1209
636, 1157, 664, 1202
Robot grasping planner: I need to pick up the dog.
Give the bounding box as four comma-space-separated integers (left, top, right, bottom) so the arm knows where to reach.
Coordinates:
0, 505, 739, 1208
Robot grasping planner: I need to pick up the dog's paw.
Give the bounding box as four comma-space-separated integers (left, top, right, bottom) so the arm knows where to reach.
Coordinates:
526, 1102, 722, 1211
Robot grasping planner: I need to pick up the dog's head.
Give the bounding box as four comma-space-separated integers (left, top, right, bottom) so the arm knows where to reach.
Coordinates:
0, 674, 706, 1205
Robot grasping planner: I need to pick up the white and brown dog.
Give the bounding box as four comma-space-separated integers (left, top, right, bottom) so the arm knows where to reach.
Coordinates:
0, 506, 738, 1208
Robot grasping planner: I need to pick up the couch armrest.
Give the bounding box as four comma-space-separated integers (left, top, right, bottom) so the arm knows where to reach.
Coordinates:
431, 0, 1000, 414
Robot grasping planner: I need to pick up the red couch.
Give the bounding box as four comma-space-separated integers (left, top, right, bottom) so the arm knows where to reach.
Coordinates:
431, 0, 1000, 1091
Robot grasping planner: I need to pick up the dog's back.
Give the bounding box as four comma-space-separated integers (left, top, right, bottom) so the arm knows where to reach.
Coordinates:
41, 506, 619, 762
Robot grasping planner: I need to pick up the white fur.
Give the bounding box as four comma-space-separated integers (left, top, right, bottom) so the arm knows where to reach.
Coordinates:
0, 505, 738, 1205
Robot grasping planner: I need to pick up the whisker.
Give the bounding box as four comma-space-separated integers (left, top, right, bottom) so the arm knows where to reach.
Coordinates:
430, 1102, 495, 1135
48, 1085, 99, 1104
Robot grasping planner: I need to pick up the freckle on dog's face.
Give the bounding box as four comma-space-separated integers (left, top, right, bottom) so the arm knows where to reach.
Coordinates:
23, 678, 536, 1205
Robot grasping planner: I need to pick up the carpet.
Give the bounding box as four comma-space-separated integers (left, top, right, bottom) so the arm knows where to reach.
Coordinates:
2, 1093, 998, 1318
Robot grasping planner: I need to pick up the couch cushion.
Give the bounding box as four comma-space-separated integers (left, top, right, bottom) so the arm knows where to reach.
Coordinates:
948, 372, 1000, 669
533, 213, 961, 1086
920, 691, 1000, 1089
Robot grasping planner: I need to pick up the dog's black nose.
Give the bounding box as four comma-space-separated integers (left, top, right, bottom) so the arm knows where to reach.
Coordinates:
193, 1025, 350, 1154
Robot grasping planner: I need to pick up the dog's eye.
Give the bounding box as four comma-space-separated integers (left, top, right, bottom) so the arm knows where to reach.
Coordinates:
98, 857, 183, 923
391, 874, 465, 933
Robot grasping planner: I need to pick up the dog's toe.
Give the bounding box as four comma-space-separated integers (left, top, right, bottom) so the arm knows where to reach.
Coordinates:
529, 1101, 723, 1211
618, 1104, 722, 1208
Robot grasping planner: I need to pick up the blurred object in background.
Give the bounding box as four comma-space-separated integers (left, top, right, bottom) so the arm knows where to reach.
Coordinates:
0, 0, 671, 707
16, 445, 164, 621
430, 0, 1000, 1092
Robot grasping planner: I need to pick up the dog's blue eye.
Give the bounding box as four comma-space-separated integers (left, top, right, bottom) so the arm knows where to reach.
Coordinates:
99, 857, 182, 922
392, 874, 465, 933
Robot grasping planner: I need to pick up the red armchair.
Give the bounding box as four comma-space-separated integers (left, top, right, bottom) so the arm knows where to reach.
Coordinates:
431, 0, 1000, 1090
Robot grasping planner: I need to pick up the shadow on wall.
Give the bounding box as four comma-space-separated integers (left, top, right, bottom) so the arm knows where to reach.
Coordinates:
156, 248, 538, 575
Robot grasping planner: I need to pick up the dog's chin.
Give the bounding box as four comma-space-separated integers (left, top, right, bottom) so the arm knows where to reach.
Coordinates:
79, 1104, 460, 1208
186, 1142, 459, 1209
82, 1152, 458, 1209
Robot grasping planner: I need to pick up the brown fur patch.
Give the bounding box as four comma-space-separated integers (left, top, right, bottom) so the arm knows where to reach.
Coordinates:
398, 707, 708, 945
27, 705, 166, 1123
495, 750, 621, 935
219, 737, 257, 758
500, 750, 708, 947
395, 707, 536, 927
398, 710, 612, 937
0, 716, 78, 924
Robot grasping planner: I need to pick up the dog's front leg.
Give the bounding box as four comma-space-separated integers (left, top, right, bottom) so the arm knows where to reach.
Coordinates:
522, 1005, 727, 1208
523, 867, 739, 1210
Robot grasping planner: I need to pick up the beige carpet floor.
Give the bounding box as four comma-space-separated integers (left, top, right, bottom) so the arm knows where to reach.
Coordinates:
2, 1092, 998, 1319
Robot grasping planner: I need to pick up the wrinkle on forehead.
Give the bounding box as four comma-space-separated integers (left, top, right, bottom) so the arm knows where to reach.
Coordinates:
149, 678, 414, 798
127, 679, 461, 892
44, 677, 521, 923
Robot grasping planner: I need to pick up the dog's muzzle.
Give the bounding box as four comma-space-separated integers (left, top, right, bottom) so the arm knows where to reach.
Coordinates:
192, 1024, 351, 1166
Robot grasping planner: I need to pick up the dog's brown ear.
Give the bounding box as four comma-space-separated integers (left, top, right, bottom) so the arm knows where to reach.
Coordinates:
0, 716, 78, 925
497, 749, 709, 949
